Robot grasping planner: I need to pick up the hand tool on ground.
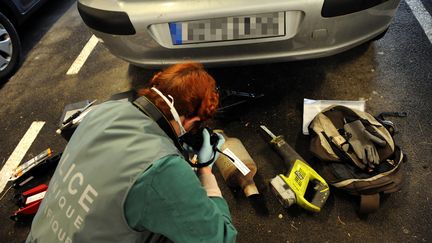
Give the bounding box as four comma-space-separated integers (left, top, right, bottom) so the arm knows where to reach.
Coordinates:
61, 99, 97, 125
56, 99, 97, 134
9, 150, 62, 188
10, 184, 48, 222
8, 148, 52, 182
260, 125, 330, 212
216, 88, 264, 118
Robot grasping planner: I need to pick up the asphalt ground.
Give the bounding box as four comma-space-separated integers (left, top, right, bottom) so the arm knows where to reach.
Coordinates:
0, 0, 431, 242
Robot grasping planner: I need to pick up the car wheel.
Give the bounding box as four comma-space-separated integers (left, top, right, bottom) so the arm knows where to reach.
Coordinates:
0, 12, 21, 82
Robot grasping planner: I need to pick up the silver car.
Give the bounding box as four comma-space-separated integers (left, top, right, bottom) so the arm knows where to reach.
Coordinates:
77, 0, 400, 67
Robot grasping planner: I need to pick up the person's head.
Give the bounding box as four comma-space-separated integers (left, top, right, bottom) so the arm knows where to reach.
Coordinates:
138, 62, 219, 136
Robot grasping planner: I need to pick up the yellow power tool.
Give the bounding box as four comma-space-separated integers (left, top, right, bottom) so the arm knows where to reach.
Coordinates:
261, 125, 330, 212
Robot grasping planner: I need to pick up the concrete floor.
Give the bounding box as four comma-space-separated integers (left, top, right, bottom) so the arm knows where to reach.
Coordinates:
0, 0, 431, 242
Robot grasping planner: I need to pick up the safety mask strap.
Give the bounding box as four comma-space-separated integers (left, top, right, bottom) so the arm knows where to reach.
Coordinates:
151, 87, 187, 136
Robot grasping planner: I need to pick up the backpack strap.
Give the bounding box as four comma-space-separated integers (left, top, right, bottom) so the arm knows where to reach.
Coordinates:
132, 96, 185, 154
359, 194, 380, 213
312, 113, 367, 170
309, 112, 347, 161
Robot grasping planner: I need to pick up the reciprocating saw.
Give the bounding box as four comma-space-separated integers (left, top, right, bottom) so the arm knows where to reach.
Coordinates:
260, 125, 330, 212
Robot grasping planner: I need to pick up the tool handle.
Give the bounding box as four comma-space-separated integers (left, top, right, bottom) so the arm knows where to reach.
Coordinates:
310, 181, 329, 209
272, 136, 306, 168
56, 120, 74, 134
62, 110, 82, 125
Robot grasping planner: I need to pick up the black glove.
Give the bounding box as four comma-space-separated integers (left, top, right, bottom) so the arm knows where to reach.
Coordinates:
344, 120, 386, 168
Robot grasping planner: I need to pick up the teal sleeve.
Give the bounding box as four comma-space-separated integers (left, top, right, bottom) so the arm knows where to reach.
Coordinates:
124, 155, 237, 243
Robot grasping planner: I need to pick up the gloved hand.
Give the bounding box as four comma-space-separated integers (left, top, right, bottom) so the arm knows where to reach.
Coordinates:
344, 120, 386, 169
198, 128, 225, 167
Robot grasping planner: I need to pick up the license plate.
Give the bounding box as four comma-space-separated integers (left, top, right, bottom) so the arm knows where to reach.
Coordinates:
169, 12, 285, 45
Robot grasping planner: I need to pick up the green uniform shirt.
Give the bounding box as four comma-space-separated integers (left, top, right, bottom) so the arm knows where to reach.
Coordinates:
125, 155, 237, 243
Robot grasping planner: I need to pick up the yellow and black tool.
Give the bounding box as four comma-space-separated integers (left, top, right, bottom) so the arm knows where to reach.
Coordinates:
260, 125, 329, 212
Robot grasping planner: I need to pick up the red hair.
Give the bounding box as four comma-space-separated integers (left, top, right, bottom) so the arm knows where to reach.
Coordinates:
137, 62, 219, 121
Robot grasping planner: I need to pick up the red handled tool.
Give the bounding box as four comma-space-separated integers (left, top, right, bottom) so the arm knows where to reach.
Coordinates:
10, 184, 48, 222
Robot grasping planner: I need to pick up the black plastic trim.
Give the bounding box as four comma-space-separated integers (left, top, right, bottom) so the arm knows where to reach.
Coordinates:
77, 2, 136, 35
322, 0, 389, 17
0, 0, 48, 25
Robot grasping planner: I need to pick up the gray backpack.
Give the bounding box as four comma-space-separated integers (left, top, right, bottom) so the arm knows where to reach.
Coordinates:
308, 105, 405, 213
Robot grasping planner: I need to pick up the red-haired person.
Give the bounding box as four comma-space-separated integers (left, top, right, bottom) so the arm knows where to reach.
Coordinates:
26, 62, 237, 243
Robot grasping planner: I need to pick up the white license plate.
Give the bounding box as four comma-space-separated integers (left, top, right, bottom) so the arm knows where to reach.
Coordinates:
169, 12, 285, 45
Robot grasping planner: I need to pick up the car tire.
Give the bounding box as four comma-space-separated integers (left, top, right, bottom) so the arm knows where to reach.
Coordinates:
0, 12, 21, 82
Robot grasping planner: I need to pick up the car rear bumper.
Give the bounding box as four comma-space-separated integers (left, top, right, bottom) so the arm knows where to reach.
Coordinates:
78, 0, 401, 67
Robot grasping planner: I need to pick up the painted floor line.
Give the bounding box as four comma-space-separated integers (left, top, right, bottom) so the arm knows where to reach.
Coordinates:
405, 0, 432, 44
66, 35, 99, 75
0, 121, 45, 193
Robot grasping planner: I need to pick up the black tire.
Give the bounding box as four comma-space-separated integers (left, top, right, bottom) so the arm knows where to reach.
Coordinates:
0, 11, 21, 82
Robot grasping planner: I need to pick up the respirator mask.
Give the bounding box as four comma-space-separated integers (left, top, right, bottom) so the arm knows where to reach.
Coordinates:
151, 87, 221, 167
151, 87, 187, 136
